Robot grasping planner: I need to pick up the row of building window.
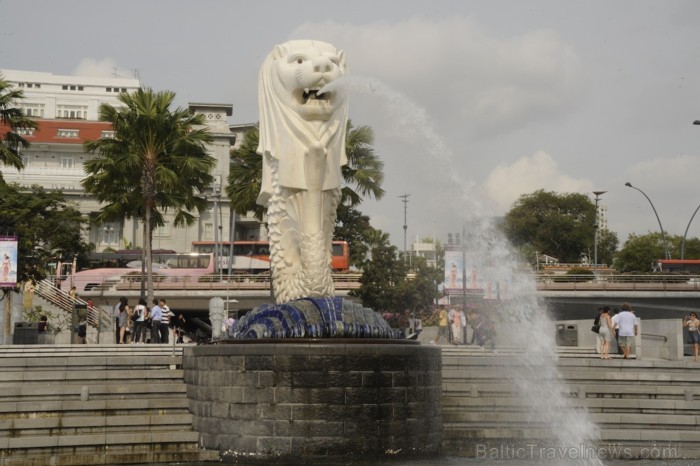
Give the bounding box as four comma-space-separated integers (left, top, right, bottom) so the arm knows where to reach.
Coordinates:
22, 104, 90, 119
14, 82, 129, 94
16, 128, 115, 139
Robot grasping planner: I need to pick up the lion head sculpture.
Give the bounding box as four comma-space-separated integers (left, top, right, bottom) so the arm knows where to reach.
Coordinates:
256, 40, 349, 205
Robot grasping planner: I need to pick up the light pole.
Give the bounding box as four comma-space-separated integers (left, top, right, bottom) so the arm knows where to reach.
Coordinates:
592, 191, 606, 267
399, 194, 410, 264
682, 120, 700, 261
625, 182, 670, 259
447, 229, 467, 306
681, 203, 700, 261
212, 185, 222, 280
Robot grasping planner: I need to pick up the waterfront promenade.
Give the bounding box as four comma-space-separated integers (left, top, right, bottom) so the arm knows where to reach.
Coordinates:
1, 342, 698, 465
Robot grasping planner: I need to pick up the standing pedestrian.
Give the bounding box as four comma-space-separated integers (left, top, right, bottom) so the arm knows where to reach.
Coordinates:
114, 297, 126, 344
683, 312, 700, 362
77, 315, 87, 344
117, 302, 129, 344
159, 299, 171, 344
132, 298, 149, 343
173, 313, 186, 343
432, 307, 449, 345
150, 299, 162, 344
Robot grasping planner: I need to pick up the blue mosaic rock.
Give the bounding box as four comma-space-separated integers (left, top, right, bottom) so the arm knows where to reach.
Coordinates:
232, 297, 402, 340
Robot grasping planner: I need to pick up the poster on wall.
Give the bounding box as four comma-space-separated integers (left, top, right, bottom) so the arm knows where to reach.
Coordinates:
0, 236, 18, 287
444, 249, 464, 292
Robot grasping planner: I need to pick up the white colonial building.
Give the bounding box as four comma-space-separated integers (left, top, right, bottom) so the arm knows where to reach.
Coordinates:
1, 69, 263, 253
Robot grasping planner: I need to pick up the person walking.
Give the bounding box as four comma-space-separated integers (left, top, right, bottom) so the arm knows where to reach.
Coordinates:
598, 306, 614, 359
616, 303, 638, 359
683, 312, 700, 362
592, 307, 603, 354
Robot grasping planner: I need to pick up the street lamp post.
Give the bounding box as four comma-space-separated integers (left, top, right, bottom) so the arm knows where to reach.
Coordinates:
399, 194, 410, 265
681, 203, 700, 261
592, 191, 607, 267
625, 182, 670, 259
683, 120, 700, 260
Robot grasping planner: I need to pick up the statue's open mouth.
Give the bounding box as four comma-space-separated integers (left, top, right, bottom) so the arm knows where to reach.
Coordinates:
301, 88, 332, 106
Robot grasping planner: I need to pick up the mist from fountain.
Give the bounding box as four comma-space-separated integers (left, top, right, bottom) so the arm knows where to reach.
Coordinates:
322, 76, 603, 465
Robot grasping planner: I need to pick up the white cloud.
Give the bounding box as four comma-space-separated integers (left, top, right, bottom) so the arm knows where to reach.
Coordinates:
482, 150, 594, 212
72, 58, 131, 79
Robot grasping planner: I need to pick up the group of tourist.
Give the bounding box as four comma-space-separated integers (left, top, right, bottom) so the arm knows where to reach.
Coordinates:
432, 305, 494, 349
593, 303, 700, 362
113, 297, 184, 344
592, 303, 638, 360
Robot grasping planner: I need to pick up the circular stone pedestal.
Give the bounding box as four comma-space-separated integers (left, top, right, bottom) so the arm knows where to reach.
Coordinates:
183, 341, 442, 463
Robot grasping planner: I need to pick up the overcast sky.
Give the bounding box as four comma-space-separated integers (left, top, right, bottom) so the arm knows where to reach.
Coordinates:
2, 0, 700, 253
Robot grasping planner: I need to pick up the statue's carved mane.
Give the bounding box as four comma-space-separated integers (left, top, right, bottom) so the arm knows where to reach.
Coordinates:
256, 40, 349, 205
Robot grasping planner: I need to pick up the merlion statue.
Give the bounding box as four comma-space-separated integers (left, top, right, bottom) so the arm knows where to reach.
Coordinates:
256, 40, 349, 304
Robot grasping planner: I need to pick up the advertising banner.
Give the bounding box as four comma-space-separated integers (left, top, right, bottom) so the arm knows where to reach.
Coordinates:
0, 236, 18, 287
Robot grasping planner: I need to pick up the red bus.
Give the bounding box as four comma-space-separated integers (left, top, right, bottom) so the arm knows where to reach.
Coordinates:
191, 240, 350, 272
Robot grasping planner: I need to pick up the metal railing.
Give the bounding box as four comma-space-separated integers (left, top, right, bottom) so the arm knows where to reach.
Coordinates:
74, 272, 363, 292
34, 279, 106, 328
535, 273, 700, 291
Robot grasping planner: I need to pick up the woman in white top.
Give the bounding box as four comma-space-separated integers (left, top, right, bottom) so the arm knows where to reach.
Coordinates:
598, 307, 614, 359
132, 298, 149, 343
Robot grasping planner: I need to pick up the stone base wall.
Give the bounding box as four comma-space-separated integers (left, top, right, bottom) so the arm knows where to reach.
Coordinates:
183, 341, 442, 463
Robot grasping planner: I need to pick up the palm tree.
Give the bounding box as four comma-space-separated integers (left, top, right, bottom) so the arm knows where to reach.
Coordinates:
342, 120, 384, 206
82, 88, 216, 301
226, 125, 266, 220
226, 120, 384, 219
0, 74, 37, 179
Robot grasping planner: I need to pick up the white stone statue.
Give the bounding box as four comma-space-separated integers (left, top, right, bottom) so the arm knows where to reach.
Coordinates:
256, 40, 349, 304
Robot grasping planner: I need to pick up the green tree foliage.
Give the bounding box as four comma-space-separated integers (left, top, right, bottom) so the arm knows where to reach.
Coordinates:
0, 74, 37, 180
615, 232, 665, 272
681, 237, 700, 260
351, 231, 440, 313
351, 230, 407, 311
615, 233, 700, 272
82, 88, 216, 301
334, 206, 374, 267
226, 125, 266, 220
596, 228, 619, 267
394, 257, 442, 312
341, 121, 384, 207
502, 190, 596, 264
0, 183, 90, 285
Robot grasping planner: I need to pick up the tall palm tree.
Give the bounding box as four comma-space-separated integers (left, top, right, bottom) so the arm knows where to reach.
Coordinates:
342, 120, 384, 206
0, 74, 37, 179
226, 120, 384, 219
82, 88, 216, 301
226, 125, 266, 220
